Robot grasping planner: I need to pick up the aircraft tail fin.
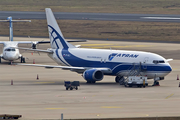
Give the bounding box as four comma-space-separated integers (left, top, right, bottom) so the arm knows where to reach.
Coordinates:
0, 17, 31, 41
45, 8, 75, 49
7, 17, 13, 41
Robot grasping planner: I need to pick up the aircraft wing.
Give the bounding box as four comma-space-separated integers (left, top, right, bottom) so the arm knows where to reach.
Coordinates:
14, 63, 112, 74
0, 42, 5, 45
37, 40, 87, 44
17, 41, 35, 44
17, 40, 87, 45
14, 47, 53, 53
0, 41, 34, 45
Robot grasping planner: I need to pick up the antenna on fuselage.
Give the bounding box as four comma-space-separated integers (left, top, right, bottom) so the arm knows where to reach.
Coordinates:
0, 16, 31, 41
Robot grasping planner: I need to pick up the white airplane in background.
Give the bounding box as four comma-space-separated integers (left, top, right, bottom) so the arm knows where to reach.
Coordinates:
0, 16, 86, 63
15, 8, 172, 85
0, 16, 33, 63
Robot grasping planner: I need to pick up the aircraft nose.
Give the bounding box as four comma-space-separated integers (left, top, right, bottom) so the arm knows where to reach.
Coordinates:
165, 65, 172, 72
7, 53, 17, 60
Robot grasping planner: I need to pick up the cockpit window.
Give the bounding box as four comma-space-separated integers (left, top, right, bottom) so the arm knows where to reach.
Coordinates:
5, 48, 16, 51
158, 60, 165, 63
153, 60, 165, 64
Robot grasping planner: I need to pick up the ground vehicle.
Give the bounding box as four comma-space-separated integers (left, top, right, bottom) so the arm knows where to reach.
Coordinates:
125, 76, 148, 87
64, 81, 80, 90
0, 114, 22, 119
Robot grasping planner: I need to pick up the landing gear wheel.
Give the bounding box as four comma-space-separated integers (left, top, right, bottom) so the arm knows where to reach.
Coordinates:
70, 87, 73, 90
0, 57, 1, 63
21, 56, 25, 63
153, 81, 159, 86
115, 76, 120, 83
115, 76, 125, 85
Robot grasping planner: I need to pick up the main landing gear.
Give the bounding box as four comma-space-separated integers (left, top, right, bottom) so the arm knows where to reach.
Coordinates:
115, 76, 125, 85
152, 81, 160, 86
20, 56, 25, 63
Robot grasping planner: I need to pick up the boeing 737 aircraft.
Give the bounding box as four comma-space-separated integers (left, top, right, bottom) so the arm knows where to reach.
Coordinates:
15, 8, 172, 85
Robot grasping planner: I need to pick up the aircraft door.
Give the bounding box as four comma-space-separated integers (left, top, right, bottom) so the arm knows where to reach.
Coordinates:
143, 57, 149, 69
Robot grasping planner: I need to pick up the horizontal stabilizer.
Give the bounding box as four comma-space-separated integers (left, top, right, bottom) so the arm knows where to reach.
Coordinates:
0, 20, 31, 22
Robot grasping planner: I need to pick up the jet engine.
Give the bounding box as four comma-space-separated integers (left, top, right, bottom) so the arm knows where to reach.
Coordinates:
83, 69, 104, 83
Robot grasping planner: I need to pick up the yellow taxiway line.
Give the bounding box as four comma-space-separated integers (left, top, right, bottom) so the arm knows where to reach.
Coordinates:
165, 93, 174, 99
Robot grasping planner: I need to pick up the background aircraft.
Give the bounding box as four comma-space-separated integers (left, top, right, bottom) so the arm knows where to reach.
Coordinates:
0, 16, 86, 63
15, 8, 172, 85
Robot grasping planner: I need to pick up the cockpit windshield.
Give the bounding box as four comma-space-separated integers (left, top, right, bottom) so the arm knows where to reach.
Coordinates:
153, 60, 165, 64
5, 48, 16, 51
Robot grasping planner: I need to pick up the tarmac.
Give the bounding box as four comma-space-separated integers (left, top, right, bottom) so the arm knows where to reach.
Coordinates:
0, 36, 180, 119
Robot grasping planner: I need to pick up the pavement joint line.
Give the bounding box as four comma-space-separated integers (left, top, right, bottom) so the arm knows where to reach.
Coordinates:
101, 106, 122, 108
165, 93, 174, 99
81, 44, 113, 46
45, 108, 65, 110
34, 82, 55, 84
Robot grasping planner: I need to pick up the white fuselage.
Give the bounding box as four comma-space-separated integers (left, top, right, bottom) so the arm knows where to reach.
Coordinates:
48, 48, 172, 79
1, 42, 21, 61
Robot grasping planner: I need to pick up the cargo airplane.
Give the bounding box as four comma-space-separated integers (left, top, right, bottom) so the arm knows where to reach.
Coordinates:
15, 8, 172, 85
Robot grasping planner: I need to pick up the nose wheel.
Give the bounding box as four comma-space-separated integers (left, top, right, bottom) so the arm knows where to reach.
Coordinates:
20, 56, 25, 63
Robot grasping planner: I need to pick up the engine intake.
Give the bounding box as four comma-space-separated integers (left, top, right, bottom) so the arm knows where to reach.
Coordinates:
83, 69, 104, 82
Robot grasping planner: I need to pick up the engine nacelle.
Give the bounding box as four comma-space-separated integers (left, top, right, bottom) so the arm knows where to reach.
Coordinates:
83, 69, 104, 82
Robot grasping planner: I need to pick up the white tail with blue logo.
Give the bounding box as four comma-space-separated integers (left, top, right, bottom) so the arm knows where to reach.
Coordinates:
15, 8, 172, 85
46, 8, 75, 49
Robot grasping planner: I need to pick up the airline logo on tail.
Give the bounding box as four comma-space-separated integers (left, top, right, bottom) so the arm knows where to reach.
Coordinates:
48, 25, 68, 49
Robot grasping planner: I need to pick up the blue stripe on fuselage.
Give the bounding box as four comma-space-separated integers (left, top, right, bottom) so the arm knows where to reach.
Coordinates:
61, 49, 172, 75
